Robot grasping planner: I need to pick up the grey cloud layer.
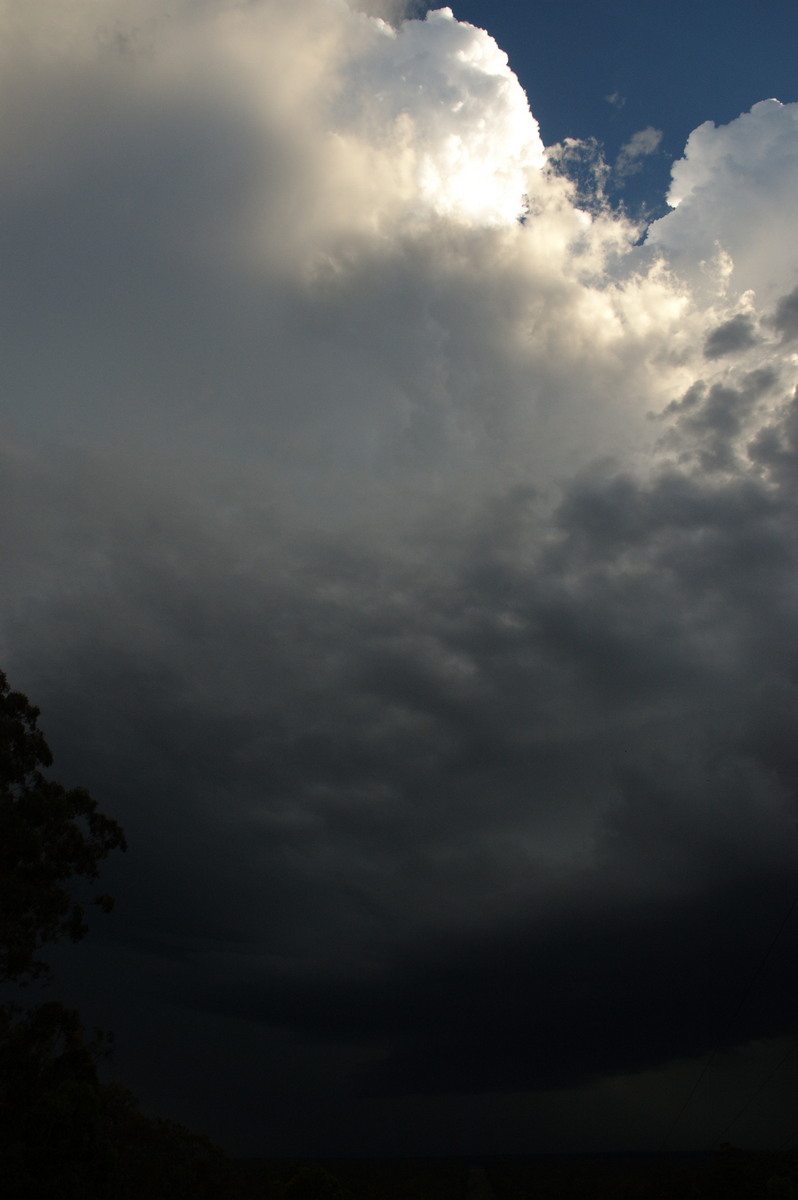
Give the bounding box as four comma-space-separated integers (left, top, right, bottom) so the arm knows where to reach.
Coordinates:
4, 0, 798, 1152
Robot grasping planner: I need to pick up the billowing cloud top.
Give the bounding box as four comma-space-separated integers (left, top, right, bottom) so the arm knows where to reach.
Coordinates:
648, 98, 798, 300
334, 6, 546, 225
3, 0, 798, 1157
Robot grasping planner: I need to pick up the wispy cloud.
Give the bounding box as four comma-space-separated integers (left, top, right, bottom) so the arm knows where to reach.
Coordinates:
615, 125, 663, 178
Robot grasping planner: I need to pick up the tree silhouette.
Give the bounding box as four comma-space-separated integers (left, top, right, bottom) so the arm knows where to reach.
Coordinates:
286, 1164, 352, 1200
0, 669, 127, 1196
0, 668, 126, 985
0, 670, 248, 1198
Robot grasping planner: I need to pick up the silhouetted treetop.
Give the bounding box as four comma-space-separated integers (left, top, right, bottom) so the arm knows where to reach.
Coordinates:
0, 669, 127, 985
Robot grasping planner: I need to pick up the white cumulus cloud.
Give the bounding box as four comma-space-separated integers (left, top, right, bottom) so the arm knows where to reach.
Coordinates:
333, 5, 546, 226
647, 98, 798, 302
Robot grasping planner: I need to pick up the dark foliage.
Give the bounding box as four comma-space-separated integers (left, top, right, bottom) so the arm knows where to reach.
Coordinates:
0, 1000, 111, 1199
0, 670, 248, 1198
92, 1083, 249, 1200
0, 1017, 249, 1200
241, 1154, 798, 1200
286, 1164, 355, 1200
0, 668, 127, 985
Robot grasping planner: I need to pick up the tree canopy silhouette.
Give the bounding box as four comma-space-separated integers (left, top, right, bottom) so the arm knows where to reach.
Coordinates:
0, 668, 126, 985
0, 671, 248, 1198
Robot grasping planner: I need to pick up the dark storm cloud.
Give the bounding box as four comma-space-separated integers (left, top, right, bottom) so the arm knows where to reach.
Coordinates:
704, 313, 760, 359
16, 373, 798, 1114
5, 0, 798, 1157
192, 373, 798, 1103
657, 368, 778, 471
770, 285, 798, 343
208, 871, 798, 1094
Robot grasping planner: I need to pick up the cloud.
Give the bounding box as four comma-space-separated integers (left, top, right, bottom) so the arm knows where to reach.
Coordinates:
646, 99, 798, 301
769, 284, 798, 342
704, 312, 760, 359
4, 0, 798, 1155
615, 125, 662, 179
330, 5, 546, 228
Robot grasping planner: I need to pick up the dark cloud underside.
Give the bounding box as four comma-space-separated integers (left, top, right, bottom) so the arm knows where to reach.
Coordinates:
4, 0, 798, 1156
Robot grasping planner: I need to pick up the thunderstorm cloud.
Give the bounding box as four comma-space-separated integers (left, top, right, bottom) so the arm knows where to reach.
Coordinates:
3, 0, 798, 1156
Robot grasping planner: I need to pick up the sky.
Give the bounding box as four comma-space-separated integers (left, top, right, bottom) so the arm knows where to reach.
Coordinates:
3, 0, 798, 1161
